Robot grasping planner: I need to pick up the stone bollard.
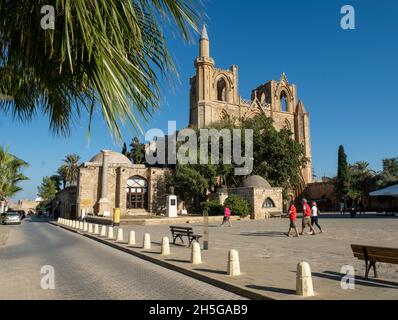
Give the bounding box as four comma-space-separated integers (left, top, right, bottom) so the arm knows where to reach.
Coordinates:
88, 223, 93, 234
100, 225, 107, 237
143, 233, 151, 249
191, 241, 202, 265
83, 222, 88, 232
228, 249, 241, 276
296, 261, 314, 297
94, 224, 100, 235
116, 228, 124, 242
58, 218, 61, 224
72, 220, 76, 228
107, 226, 114, 239
128, 231, 136, 246
161, 237, 170, 256
80, 221, 84, 230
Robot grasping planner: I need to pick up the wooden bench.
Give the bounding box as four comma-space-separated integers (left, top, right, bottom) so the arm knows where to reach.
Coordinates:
170, 226, 202, 246
351, 244, 398, 279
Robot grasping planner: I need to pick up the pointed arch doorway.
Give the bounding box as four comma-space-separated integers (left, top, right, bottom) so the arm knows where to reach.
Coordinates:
126, 176, 148, 210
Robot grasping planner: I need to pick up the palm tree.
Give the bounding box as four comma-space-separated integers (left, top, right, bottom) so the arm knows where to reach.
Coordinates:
0, 1, 202, 140
0, 147, 29, 212
59, 154, 81, 187
56, 166, 68, 190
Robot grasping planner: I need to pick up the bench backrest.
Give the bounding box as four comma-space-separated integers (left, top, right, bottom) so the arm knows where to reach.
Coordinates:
170, 226, 193, 234
351, 244, 398, 264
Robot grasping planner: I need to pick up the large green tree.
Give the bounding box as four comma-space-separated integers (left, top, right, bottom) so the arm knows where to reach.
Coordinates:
376, 157, 398, 188
172, 115, 307, 210
347, 161, 377, 201
37, 176, 58, 202
336, 145, 350, 200
128, 137, 146, 165
0, 147, 29, 209
0, 1, 201, 139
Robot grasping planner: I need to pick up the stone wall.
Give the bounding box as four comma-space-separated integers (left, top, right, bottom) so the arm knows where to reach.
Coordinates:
54, 186, 77, 219
228, 186, 283, 219
77, 162, 170, 218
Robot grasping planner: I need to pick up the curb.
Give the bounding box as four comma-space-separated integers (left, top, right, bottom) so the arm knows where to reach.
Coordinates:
49, 221, 273, 300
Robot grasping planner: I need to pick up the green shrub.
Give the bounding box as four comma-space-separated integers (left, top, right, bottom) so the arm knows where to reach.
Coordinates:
200, 199, 223, 216
224, 195, 251, 218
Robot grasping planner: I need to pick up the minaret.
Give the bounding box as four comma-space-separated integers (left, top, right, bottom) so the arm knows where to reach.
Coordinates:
199, 25, 210, 57
191, 25, 215, 128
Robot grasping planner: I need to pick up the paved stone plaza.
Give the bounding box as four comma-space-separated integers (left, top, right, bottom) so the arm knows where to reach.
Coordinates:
0, 217, 244, 300
2, 214, 398, 300
112, 213, 398, 300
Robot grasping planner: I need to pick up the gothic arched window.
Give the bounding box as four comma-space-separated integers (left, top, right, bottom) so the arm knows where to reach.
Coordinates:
263, 197, 276, 208
280, 91, 288, 112
217, 78, 227, 102
260, 92, 266, 104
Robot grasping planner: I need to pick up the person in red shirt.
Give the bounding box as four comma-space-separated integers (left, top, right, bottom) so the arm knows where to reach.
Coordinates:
220, 206, 232, 227
286, 201, 299, 237
300, 199, 316, 235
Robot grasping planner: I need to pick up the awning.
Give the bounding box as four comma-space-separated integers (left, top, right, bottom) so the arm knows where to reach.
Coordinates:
369, 184, 398, 197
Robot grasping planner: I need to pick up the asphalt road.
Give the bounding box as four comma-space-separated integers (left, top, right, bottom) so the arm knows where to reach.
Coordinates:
0, 217, 245, 300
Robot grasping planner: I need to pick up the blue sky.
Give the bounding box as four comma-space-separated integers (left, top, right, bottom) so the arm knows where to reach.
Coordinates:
1, 0, 398, 200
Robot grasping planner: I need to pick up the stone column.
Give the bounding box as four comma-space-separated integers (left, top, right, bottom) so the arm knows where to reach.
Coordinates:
98, 150, 111, 216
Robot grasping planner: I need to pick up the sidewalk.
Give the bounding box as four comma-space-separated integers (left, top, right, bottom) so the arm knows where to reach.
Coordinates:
55, 213, 398, 300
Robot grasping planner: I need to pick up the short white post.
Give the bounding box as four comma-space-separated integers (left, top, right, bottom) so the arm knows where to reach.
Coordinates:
228, 249, 241, 276
161, 237, 170, 256
79, 221, 84, 230
128, 231, 136, 246
72, 220, 75, 228
191, 241, 202, 265
116, 228, 124, 242
83, 222, 88, 232
88, 223, 93, 234
107, 226, 114, 239
143, 233, 151, 249
100, 225, 107, 237
296, 261, 314, 297
94, 224, 100, 235
57, 218, 60, 223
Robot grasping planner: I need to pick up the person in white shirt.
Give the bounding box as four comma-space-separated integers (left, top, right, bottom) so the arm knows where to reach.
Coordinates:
311, 202, 323, 233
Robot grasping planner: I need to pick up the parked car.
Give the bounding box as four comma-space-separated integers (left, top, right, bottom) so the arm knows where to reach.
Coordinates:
1, 211, 22, 225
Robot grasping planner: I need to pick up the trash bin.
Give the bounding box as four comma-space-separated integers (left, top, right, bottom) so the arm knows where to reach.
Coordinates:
113, 208, 120, 226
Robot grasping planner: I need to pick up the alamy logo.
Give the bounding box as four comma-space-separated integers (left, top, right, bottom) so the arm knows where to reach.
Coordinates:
40, 5, 55, 30
145, 121, 253, 176
340, 265, 355, 290
340, 5, 356, 30
40, 265, 55, 290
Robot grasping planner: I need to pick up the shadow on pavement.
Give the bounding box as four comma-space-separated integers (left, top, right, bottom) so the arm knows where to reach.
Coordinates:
239, 231, 287, 238
314, 213, 397, 219
246, 284, 295, 295
165, 258, 190, 264
194, 268, 227, 275
312, 271, 398, 289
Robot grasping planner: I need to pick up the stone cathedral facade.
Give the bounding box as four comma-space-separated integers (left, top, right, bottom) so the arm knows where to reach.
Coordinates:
189, 26, 313, 184
54, 26, 313, 220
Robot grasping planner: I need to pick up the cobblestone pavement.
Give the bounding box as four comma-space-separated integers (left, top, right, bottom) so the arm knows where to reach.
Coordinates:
115, 213, 398, 299
0, 217, 245, 300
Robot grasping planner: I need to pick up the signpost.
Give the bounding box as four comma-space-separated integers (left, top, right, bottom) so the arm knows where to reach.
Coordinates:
203, 209, 209, 250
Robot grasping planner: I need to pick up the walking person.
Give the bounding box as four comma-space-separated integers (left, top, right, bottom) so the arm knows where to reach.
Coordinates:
339, 200, 345, 214
286, 201, 299, 237
300, 199, 316, 235
311, 202, 323, 233
220, 205, 232, 227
